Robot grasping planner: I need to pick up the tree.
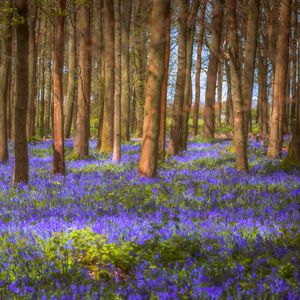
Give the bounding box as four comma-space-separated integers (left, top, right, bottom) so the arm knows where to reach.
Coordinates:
227, 0, 249, 172
138, 0, 170, 177
113, 0, 121, 162
121, 0, 131, 142
180, 0, 200, 151
158, 0, 171, 161
202, 0, 224, 139
26, 2, 38, 138
53, 0, 66, 175
168, 0, 188, 156
13, 0, 29, 184
192, 0, 207, 137
0, 0, 12, 163
267, 0, 291, 159
100, 0, 114, 153
74, 2, 91, 157
64, 2, 77, 139
242, 0, 260, 136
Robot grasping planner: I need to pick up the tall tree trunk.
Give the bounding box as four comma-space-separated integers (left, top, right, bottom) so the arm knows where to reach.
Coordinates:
64, 4, 77, 138
13, 0, 29, 184
192, 0, 207, 137
167, 0, 188, 156
74, 3, 91, 157
158, 0, 171, 161
138, 0, 169, 177
242, 0, 260, 137
0, 0, 12, 163
26, 3, 37, 138
203, 0, 224, 139
132, 0, 149, 138
227, 0, 249, 172
216, 61, 223, 127
257, 44, 268, 136
180, 0, 200, 150
121, 0, 132, 142
100, 0, 114, 153
267, 0, 291, 159
113, 0, 121, 162
96, 0, 104, 149
53, 0, 66, 175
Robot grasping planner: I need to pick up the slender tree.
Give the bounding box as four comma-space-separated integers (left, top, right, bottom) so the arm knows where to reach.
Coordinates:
168, 0, 188, 156
13, 0, 29, 184
158, 0, 171, 161
180, 0, 200, 151
0, 0, 12, 163
227, 0, 249, 172
192, 0, 207, 137
242, 0, 260, 136
100, 0, 114, 153
268, 0, 291, 159
64, 2, 77, 138
26, 2, 38, 138
74, 1, 91, 157
138, 0, 169, 177
113, 0, 121, 162
53, 0, 66, 175
202, 0, 225, 139
121, 0, 131, 142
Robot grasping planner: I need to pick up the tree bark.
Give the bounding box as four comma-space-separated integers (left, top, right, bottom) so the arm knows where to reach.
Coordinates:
121, 0, 131, 142
64, 3, 77, 138
13, 0, 29, 184
26, 3, 38, 138
180, 0, 200, 150
167, 0, 188, 156
158, 0, 171, 161
113, 0, 121, 162
138, 0, 169, 177
216, 61, 223, 127
242, 0, 260, 137
192, 0, 207, 137
202, 0, 225, 139
0, 0, 12, 163
53, 0, 66, 175
100, 0, 114, 153
74, 2, 91, 157
267, 0, 291, 159
227, 0, 249, 172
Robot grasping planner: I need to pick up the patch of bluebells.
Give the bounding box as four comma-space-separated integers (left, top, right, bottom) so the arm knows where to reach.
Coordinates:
0, 139, 299, 299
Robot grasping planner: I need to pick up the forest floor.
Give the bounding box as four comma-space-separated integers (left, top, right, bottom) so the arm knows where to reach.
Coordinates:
0, 138, 299, 299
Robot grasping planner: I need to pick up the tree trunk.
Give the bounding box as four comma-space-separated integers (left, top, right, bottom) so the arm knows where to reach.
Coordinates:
227, 0, 249, 172
53, 0, 66, 175
64, 4, 77, 138
242, 0, 260, 137
0, 0, 12, 163
138, 0, 169, 178
192, 0, 207, 137
26, 3, 37, 138
216, 61, 223, 127
257, 44, 268, 136
180, 0, 200, 150
167, 0, 188, 156
267, 0, 291, 159
203, 0, 224, 139
13, 0, 29, 184
74, 3, 91, 157
113, 0, 121, 162
100, 0, 115, 153
121, 0, 132, 142
132, 0, 150, 138
225, 59, 233, 125
158, 0, 171, 161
